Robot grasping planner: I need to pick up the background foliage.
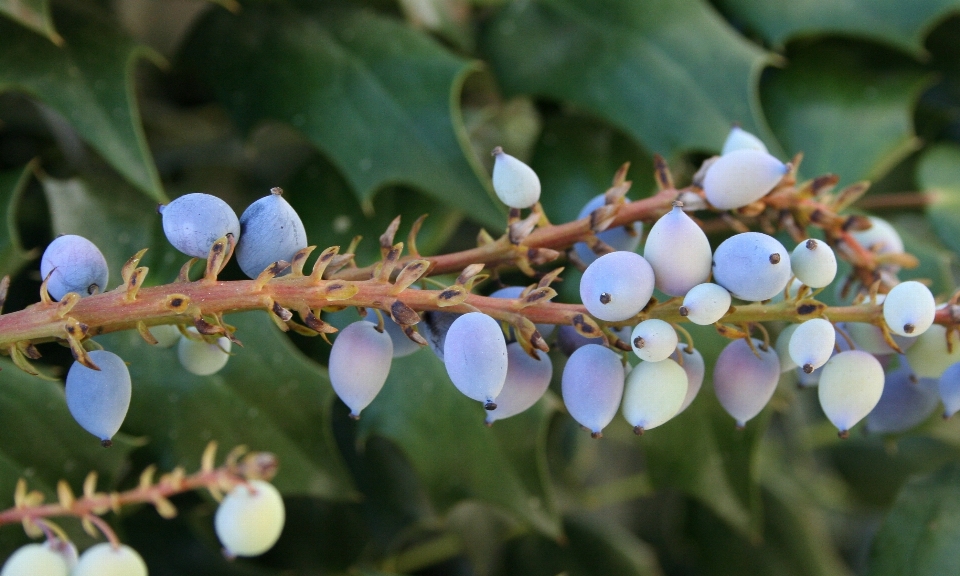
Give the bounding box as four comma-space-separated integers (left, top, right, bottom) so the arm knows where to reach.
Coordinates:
2, 0, 960, 574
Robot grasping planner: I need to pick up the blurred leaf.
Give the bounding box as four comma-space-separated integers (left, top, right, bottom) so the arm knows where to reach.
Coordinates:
714, 0, 960, 56
0, 359, 135, 558
481, 0, 773, 157
180, 4, 504, 228
97, 312, 355, 499
918, 143, 960, 256
0, 163, 36, 279
287, 154, 462, 267
40, 174, 183, 287
890, 214, 956, 297
641, 325, 766, 538
763, 41, 929, 186
0, 0, 60, 44
357, 351, 562, 537
397, 0, 474, 51
824, 436, 960, 508
500, 514, 662, 576
0, 8, 165, 201
867, 462, 960, 576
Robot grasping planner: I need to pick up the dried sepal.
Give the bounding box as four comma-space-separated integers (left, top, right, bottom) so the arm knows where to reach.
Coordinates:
538, 267, 564, 288
380, 215, 402, 255
377, 242, 403, 283
403, 325, 427, 346
64, 322, 98, 370
56, 480, 75, 509
19, 342, 41, 360
38, 270, 55, 305
514, 316, 549, 356
520, 286, 556, 307
154, 496, 178, 518
56, 292, 80, 318
137, 321, 159, 345
435, 285, 469, 307
320, 281, 359, 301
477, 228, 496, 246
269, 301, 293, 322
140, 465, 157, 490
83, 471, 98, 498
407, 214, 428, 257
267, 308, 291, 332
8, 345, 37, 376
391, 259, 430, 295
653, 154, 673, 191
253, 260, 290, 291
286, 321, 319, 336
716, 324, 749, 340
300, 309, 339, 334
527, 247, 561, 266
586, 203, 619, 233
879, 322, 905, 354
202, 234, 234, 283
390, 300, 420, 326
290, 246, 316, 276
123, 266, 148, 302
310, 246, 340, 281
325, 252, 357, 277
0, 275, 8, 314
571, 313, 604, 342
81, 516, 98, 538
14, 478, 26, 507
508, 210, 542, 245
120, 248, 149, 286
611, 161, 631, 188
192, 315, 224, 336
176, 258, 199, 283
23, 518, 44, 538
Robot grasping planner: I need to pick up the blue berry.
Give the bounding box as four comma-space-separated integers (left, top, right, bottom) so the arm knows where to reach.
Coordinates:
40, 235, 109, 301
159, 192, 241, 258
236, 188, 308, 278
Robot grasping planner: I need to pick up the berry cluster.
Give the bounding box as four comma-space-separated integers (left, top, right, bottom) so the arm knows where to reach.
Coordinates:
0, 444, 284, 574
7, 125, 960, 570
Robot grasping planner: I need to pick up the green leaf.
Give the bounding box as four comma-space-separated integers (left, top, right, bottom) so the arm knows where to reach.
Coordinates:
179, 4, 505, 228
97, 312, 356, 499
0, 163, 36, 279
0, 0, 60, 44
356, 350, 562, 537
480, 0, 773, 157
0, 358, 135, 559
0, 7, 165, 201
714, 0, 960, 56
867, 462, 960, 576
500, 514, 661, 576
917, 143, 960, 256
762, 42, 929, 186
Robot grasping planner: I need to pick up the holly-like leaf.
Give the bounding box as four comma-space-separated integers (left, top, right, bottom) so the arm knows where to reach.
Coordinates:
0, 0, 60, 44
356, 350, 562, 537
179, 4, 505, 228
500, 515, 661, 576
763, 42, 930, 186
0, 163, 36, 279
480, 0, 773, 157
0, 7, 165, 201
917, 143, 960, 256
714, 0, 960, 56
98, 312, 356, 499
867, 462, 960, 576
